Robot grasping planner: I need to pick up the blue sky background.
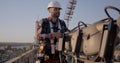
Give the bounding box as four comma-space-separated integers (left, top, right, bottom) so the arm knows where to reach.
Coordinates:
0, 0, 120, 43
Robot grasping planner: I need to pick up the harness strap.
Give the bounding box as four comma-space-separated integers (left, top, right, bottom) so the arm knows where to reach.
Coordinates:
49, 19, 61, 33
48, 19, 62, 54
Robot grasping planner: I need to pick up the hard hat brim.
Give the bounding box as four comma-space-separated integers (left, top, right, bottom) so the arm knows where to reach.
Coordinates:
48, 7, 62, 10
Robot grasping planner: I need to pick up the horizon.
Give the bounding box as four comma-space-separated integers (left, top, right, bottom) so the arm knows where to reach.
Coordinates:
0, 41, 34, 43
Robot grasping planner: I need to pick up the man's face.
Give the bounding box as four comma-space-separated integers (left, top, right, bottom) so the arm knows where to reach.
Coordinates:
48, 7, 61, 18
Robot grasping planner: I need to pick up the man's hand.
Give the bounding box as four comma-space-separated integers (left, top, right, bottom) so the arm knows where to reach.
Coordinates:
52, 32, 63, 39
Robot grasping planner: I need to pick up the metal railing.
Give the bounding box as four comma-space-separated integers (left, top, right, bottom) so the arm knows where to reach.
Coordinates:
5, 48, 38, 63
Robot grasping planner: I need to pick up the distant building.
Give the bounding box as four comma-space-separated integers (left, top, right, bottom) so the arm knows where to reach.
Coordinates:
4, 45, 11, 50
0, 47, 5, 50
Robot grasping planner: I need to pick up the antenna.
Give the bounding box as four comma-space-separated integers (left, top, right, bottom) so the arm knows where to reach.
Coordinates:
64, 0, 77, 28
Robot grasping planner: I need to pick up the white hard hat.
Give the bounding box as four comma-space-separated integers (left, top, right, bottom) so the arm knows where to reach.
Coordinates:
47, 1, 61, 9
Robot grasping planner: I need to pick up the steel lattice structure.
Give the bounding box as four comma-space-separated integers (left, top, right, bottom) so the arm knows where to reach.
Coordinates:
64, 0, 77, 28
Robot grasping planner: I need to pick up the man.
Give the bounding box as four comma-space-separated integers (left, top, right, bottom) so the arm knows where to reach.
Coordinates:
37, 1, 68, 63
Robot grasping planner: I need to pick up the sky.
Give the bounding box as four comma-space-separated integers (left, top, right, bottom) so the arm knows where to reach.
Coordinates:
0, 0, 120, 43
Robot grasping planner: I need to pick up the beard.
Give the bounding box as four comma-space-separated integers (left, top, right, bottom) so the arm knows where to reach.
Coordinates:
52, 12, 60, 18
